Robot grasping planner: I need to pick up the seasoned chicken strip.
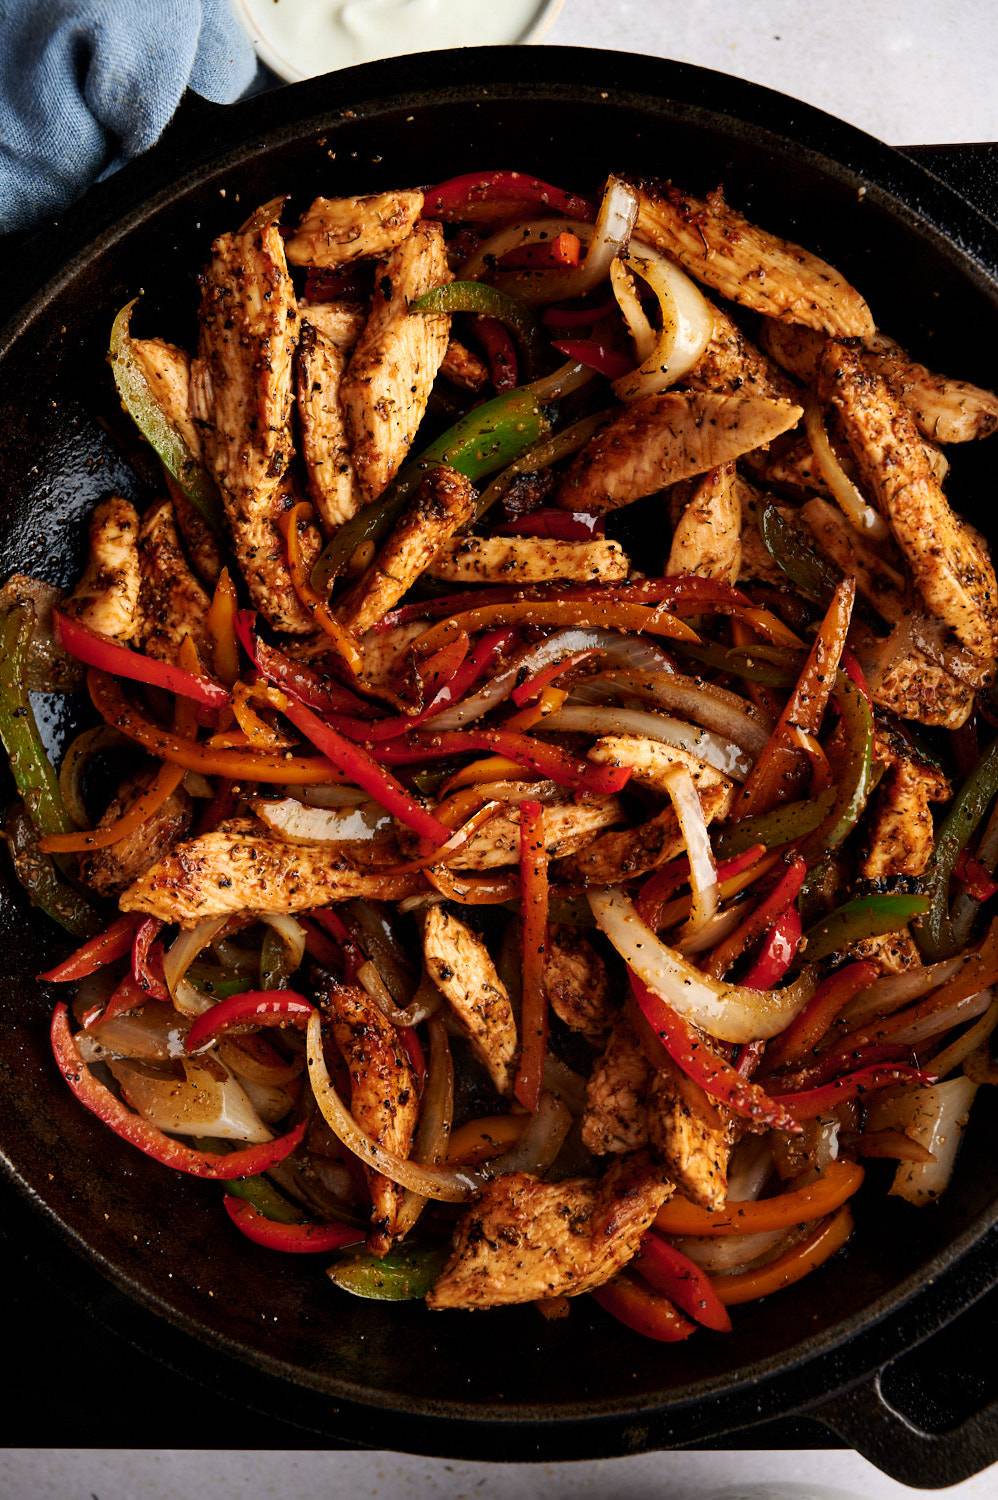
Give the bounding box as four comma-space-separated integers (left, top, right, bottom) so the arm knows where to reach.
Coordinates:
324, 982, 418, 1256
448, 796, 624, 871
62, 496, 140, 642
190, 200, 310, 633
422, 905, 516, 1095
120, 825, 419, 926
427, 1154, 672, 1308
342, 220, 451, 502
666, 462, 741, 582
864, 637, 975, 729
130, 337, 202, 457
634, 182, 874, 337
852, 929, 923, 975
863, 334, 998, 444
684, 306, 799, 401
819, 341, 998, 661
285, 190, 424, 268
136, 499, 211, 662
800, 498, 905, 623
440, 338, 488, 391
297, 315, 365, 532
556, 392, 802, 513
647, 1059, 732, 1210
861, 756, 949, 880
80, 771, 192, 898
169, 481, 223, 586
557, 784, 733, 887
337, 466, 475, 634
544, 926, 613, 1043
757, 318, 825, 383
586, 736, 733, 796
428, 535, 629, 585
582, 1020, 652, 1155
736, 477, 794, 587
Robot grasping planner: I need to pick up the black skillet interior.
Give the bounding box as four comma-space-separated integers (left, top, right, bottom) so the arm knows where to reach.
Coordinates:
1, 45, 997, 1462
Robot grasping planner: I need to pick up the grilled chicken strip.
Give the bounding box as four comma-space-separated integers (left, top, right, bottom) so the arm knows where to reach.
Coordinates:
342, 220, 452, 502
428, 535, 629, 585
297, 310, 365, 532
337, 466, 476, 634
439, 338, 488, 391
190, 199, 311, 634
582, 1019, 652, 1155
427, 1154, 672, 1308
285, 190, 424, 268
736, 477, 793, 587
861, 754, 950, 880
543, 926, 613, 1043
666, 462, 741, 582
819, 341, 998, 662
556, 392, 802, 513
859, 631, 976, 729
324, 981, 418, 1256
646, 1059, 732, 1210
80, 771, 192, 898
684, 306, 799, 402
120, 823, 419, 926
634, 182, 874, 337
800, 498, 905, 622
557, 784, 733, 886
168, 482, 223, 586
448, 795, 624, 871
62, 496, 141, 642
586, 736, 735, 797
136, 499, 211, 662
130, 337, 202, 457
422, 905, 517, 1095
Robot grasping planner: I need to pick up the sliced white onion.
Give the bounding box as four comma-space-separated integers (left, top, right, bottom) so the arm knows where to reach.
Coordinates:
839, 954, 966, 1027
481, 1092, 572, 1178
78, 1005, 189, 1064
305, 1011, 481, 1201
548, 703, 752, 781
588, 886, 816, 1044
356, 959, 439, 1029
163, 915, 229, 1017
253, 797, 392, 845
675, 903, 743, 955
182, 770, 215, 799
238, 1074, 299, 1125
394, 1014, 455, 1238
541, 1054, 588, 1117
611, 243, 713, 400
592, 669, 772, 753
491, 176, 639, 306
726, 1138, 774, 1204
610, 257, 655, 359
925, 998, 998, 1080
108, 1057, 273, 1142
524, 359, 596, 403
660, 765, 718, 937
259, 913, 307, 975
888, 988, 993, 1049
293, 784, 369, 809
673, 1228, 791, 1273
805, 400, 891, 543
869, 1077, 978, 1206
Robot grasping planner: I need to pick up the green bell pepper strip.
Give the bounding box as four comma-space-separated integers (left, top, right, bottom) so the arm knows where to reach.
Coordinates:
803, 893, 930, 963
671, 640, 800, 688
0, 605, 74, 837
468, 408, 610, 529
915, 736, 998, 961
310, 387, 551, 592
224, 1174, 305, 1224
410, 282, 545, 376
5, 803, 101, 937
797, 672, 875, 865
715, 788, 835, 858
109, 301, 225, 533
326, 1242, 447, 1300
760, 502, 840, 605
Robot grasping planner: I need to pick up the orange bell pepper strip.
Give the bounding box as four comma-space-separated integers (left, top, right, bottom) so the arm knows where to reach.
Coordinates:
513, 800, 549, 1112
447, 1113, 529, 1164
733, 577, 855, 819
277, 502, 363, 674
710, 1205, 855, 1305
413, 599, 699, 656
503, 684, 568, 731
654, 1160, 864, 1237
206, 567, 241, 687
591, 1275, 696, 1342
424, 864, 519, 905
440, 755, 542, 794
231, 682, 297, 750
39, 759, 186, 854
763, 960, 878, 1071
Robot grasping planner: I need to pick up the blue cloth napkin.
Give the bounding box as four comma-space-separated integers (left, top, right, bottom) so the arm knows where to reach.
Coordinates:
0, 0, 257, 232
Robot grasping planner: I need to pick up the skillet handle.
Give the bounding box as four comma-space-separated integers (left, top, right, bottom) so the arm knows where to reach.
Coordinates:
808, 1370, 998, 1489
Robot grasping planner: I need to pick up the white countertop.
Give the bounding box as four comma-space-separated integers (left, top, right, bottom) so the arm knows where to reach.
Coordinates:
17, 2, 998, 1496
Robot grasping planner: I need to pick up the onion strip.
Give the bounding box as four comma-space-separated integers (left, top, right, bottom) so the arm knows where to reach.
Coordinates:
660, 766, 718, 938
612, 244, 714, 400
549, 702, 751, 781
805, 400, 890, 542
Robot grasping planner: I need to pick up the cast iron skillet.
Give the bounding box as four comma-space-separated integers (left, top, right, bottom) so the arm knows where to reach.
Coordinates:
1, 44, 997, 1487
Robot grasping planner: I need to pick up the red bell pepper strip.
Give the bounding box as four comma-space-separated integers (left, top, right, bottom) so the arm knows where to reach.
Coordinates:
277, 696, 452, 845
310, 908, 365, 983
97, 972, 148, 1026
497, 509, 605, 543
301, 917, 344, 970
54, 610, 229, 709
769, 1063, 933, 1122
424, 169, 595, 223
550, 338, 634, 380
513, 801, 550, 1112
741, 906, 802, 989
38, 915, 139, 982
705, 855, 807, 981
415, 632, 470, 697
185, 990, 315, 1053
500, 231, 582, 270
841, 646, 872, 700
954, 850, 998, 902
591, 1276, 697, 1342
235, 612, 376, 719
764, 961, 878, 1072
541, 296, 617, 330
634, 1233, 732, 1332
399, 1026, 427, 1091
636, 845, 768, 928
132, 917, 169, 1001
629, 974, 802, 1134
475, 317, 519, 392
375, 728, 631, 796
223, 1194, 365, 1254
51, 1003, 307, 1178
511, 649, 599, 707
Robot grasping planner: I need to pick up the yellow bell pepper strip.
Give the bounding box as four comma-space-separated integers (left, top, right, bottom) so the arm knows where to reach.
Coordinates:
311, 387, 551, 591
759, 502, 840, 605
733, 577, 855, 820
376, 727, 631, 796
223, 1195, 364, 1254
277, 503, 363, 674
412, 282, 545, 377
916, 737, 998, 961
803, 893, 930, 962
711, 1207, 856, 1305
0, 604, 75, 836
56, 610, 230, 709
513, 801, 550, 1112
439, 755, 535, 792
51, 1002, 307, 1178
327, 1242, 448, 1300
446, 1113, 529, 1164
591, 1276, 696, 1342
206, 567, 241, 687
109, 300, 225, 532
634, 1234, 732, 1332
655, 1161, 864, 1237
